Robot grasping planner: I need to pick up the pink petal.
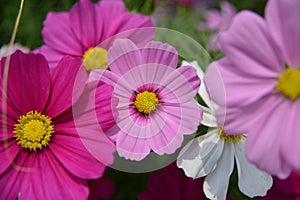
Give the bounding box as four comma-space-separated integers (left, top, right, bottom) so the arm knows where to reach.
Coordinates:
141, 41, 178, 68
205, 10, 222, 30
219, 11, 284, 76
45, 56, 87, 118
245, 95, 293, 178
42, 12, 84, 56
3, 51, 51, 114
116, 131, 151, 161
108, 38, 142, 76
50, 130, 106, 179
176, 66, 200, 97
21, 150, 89, 199
34, 45, 67, 69
266, 0, 300, 67
70, 0, 103, 48
0, 140, 20, 174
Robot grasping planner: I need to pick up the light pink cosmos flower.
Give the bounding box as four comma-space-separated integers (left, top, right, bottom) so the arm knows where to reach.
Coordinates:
93, 38, 202, 161
204, 0, 300, 178
36, 0, 153, 70
198, 1, 236, 51
0, 51, 115, 199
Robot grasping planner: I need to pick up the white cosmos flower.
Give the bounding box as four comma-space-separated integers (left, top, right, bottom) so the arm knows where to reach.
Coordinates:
177, 61, 273, 200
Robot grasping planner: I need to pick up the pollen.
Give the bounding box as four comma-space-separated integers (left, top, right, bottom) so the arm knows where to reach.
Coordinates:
276, 67, 300, 101
134, 91, 159, 115
82, 47, 108, 71
218, 128, 245, 143
13, 111, 54, 151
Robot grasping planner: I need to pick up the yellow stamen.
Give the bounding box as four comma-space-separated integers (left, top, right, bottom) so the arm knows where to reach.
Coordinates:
218, 128, 245, 143
82, 47, 108, 71
13, 111, 54, 151
134, 91, 159, 115
276, 67, 300, 100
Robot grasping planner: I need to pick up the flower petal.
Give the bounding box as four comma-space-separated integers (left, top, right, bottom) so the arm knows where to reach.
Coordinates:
203, 143, 234, 200
234, 140, 273, 198
0, 140, 20, 174
266, 0, 300, 67
45, 56, 87, 118
220, 11, 284, 76
177, 130, 224, 179
42, 12, 84, 56
4, 51, 51, 114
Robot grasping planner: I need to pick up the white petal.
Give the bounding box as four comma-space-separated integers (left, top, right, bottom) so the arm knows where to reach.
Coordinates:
199, 104, 218, 127
204, 143, 235, 200
177, 129, 224, 178
234, 140, 273, 197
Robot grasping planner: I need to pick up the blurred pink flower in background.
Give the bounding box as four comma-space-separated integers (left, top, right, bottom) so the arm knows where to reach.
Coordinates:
36, 0, 153, 70
262, 171, 300, 200
88, 177, 116, 200
138, 162, 209, 200
0, 51, 115, 199
204, 0, 300, 178
198, 1, 236, 51
95, 38, 202, 161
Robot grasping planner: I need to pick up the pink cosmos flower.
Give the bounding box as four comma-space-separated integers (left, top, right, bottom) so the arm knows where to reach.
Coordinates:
204, 0, 300, 178
93, 38, 202, 161
262, 171, 300, 200
198, 1, 236, 51
138, 162, 209, 200
36, 0, 153, 70
0, 51, 115, 199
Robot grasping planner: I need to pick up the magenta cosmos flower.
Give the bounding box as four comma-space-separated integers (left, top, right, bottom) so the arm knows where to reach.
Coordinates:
93, 38, 202, 161
204, 0, 300, 178
138, 162, 209, 200
0, 51, 115, 199
36, 0, 153, 70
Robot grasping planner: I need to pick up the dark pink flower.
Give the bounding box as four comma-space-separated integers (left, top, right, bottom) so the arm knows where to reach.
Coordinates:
0, 51, 115, 199
204, 0, 300, 178
138, 162, 209, 200
262, 171, 300, 200
36, 0, 153, 70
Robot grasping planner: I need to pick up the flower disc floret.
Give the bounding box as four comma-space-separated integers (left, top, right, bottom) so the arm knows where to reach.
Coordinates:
276, 67, 300, 100
134, 91, 159, 115
82, 47, 108, 71
13, 110, 54, 151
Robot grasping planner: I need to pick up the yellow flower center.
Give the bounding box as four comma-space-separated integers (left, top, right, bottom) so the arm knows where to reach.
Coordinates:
276, 67, 300, 100
13, 111, 54, 151
218, 128, 245, 143
82, 47, 108, 71
134, 91, 159, 115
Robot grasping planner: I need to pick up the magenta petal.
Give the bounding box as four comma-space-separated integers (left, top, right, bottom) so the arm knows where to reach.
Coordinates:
0, 140, 20, 174
70, 0, 103, 47
45, 56, 87, 118
50, 131, 106, 179
116, 131, 151, 161
141, 41, 178, 68
4, 51, 51, 114
21, 151, 88, 199
42, 12, 83, 56
266, 0, 300, 67
34, 45, 67, 69
220, 11, 284, 75
108, 38, 142, 76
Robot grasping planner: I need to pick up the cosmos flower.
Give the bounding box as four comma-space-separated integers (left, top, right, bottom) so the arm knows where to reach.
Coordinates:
36, 0, 153, 71
198, 1, 236, 51
93, 38, 202, 161
177, 61, 272, 200
138, 162, 209, 200
204, 0, 300, 178
0, 51, 115, 199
